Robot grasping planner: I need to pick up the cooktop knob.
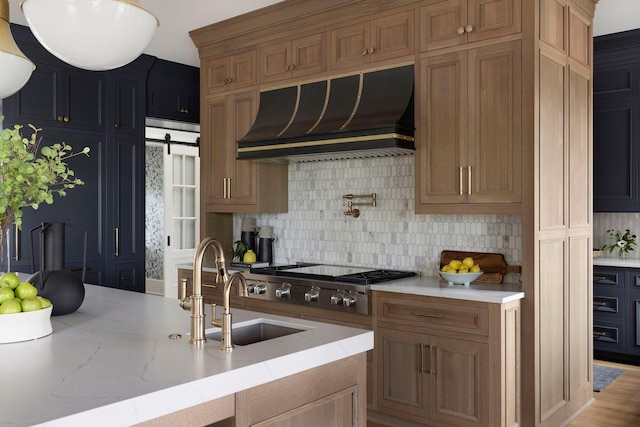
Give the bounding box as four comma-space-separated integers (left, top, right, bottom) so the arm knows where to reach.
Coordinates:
276, 283, 291, 298
304, 286, 320, 302
343, 294, 357, 307
331, 291, 345, 305
247, 283, 255, 293
253, 284, 267, 295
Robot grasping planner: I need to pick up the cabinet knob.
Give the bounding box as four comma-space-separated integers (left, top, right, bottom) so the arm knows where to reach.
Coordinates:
368, 46, 375, 54
362, 48, 369, 56
64, 116, 70, 122
465, 25, 474, 33
289, 64, 295, 70
457, 26, 465, 35
57, 115, 64, 122
114, 123, 120, 128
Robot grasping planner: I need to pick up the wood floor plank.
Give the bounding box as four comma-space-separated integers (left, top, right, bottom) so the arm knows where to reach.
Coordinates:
569, 361, 640, 427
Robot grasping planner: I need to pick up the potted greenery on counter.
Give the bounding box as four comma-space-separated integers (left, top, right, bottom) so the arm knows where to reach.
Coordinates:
0, 116, 89, 269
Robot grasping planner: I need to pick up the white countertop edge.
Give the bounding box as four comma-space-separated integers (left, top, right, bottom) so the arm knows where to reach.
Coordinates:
593, 257, 640, 268
38, 331, 374, 427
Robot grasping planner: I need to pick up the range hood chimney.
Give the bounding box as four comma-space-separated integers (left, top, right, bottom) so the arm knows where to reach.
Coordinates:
237, 65, 414, 163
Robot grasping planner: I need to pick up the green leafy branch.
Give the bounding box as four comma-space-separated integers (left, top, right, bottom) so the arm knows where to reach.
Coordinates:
0, 117, 90, 233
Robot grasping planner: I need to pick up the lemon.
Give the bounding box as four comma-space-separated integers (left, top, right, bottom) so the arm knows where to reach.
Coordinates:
448, 260, 462, 270
458, 265, 469, 273
442, 265, 451, 272
470, 264, 481, 273
462, 257, 475, 269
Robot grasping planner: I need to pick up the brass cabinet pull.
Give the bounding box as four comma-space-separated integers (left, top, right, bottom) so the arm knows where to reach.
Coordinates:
459, 167, 464, 195
593, 301, 607, 307
368, 47, 375, 54
226, 177, 231, 199
457, 26, 465, 35
465, 25, 474, 33
593, 276, 607, 281
419, 344, 435, 374
362, 48, 369, 56
468, 166, 472, 195
115, 227, 120, 257
13, 223, 19, 261
412, 312, 443, 319
593, 331, 607, 337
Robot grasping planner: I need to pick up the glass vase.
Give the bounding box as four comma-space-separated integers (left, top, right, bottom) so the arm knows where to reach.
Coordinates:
618, 251, 628, 260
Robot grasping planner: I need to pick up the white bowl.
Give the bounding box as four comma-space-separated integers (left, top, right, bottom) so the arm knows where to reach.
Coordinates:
439, 271, 483, 286
0, 306, 53, 344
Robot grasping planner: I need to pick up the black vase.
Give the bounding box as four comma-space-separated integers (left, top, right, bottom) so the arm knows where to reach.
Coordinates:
27, 270, 85, 316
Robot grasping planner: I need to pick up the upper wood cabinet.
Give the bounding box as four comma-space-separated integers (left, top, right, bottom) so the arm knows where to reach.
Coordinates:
259, 32, 327, 84
416, 40, 522, 213
201, 91, 288, 213
204, 50, 257, 95
419, 0, 521, 52
330, 10, 415, 70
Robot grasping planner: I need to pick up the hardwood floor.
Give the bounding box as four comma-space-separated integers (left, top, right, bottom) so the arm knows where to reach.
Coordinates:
569, 360, 640, 427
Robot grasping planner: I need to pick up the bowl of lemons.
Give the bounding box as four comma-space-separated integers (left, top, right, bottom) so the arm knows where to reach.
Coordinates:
439, 257, 483, 286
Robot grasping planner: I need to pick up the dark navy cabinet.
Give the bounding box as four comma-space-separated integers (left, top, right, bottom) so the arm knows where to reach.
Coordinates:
147, 59, 200, 123
593, 266, 640, 363
593, 29, 640, 212
4, 24, 153, 293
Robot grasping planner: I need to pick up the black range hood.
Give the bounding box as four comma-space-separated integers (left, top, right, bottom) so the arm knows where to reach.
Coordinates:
237, 65, 414, 163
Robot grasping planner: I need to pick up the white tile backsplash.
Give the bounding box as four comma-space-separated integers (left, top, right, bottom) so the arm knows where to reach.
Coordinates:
234, 156, 522, 279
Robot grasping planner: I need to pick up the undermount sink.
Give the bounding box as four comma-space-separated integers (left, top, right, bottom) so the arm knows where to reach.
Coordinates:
205, 319, 308, 346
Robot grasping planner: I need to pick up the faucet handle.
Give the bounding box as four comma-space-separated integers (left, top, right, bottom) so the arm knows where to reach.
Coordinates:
210, 303, 222, 326
179, 278, 188, 299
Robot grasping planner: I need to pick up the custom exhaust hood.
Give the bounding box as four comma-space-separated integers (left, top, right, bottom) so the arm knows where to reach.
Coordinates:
237, 65, 414, 163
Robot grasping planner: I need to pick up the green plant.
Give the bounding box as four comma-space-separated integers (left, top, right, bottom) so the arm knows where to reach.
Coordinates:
0, 116, 89, 234
230, 240, 249, 261
602, 229, 637, 257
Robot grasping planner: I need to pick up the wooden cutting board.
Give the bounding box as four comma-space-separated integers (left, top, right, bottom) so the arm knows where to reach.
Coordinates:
439, 250, 522, 284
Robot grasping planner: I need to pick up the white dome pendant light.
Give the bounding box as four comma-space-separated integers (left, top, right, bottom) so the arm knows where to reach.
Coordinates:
0, 0, 34, 99
20, 0, 158, 71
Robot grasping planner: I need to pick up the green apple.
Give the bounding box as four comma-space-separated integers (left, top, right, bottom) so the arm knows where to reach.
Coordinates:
0, 299, 21, 314
36, 296, 52, 309
21, 298, 42, 312
0, 286, 15, 304
0, 272, 20, 289
15, 282, 37, 300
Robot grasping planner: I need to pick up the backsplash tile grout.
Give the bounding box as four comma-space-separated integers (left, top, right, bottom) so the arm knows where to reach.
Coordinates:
234, 156, 522, 280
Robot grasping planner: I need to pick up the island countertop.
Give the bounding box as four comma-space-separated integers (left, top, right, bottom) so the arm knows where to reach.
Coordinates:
2, 284, 373, 427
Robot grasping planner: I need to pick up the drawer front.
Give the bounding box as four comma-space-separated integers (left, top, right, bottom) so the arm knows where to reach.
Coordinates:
593, 320, 625, 352
593, 293, 624, 319
378, 297, 489, 336
628, 272, 640, 292
593, 268, 625, 290
630, 296, 640, 355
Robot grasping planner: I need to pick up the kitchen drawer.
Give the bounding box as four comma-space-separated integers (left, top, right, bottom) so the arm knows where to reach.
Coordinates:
627, 271, 640, 292
593, 267, 625, 290
593, 320, 625, 352
593, 292, 625, 319
377, 296, 489, 336
629, 295, 640, 355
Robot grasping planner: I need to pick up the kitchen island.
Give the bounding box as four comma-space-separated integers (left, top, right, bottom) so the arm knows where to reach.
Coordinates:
2, 284, 372, 427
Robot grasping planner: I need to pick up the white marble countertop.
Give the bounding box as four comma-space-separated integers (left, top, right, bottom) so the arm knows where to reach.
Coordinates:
2, 284, 372, 427
371, 275, 524, 304
593, 257, 640, 269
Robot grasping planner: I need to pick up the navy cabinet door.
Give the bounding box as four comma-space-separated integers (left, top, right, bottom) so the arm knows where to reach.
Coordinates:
107, 136, 145, 292
8, 130, 107, 284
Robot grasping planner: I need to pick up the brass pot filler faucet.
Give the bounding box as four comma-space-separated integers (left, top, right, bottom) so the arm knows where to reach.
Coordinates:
178, 237, 248, 351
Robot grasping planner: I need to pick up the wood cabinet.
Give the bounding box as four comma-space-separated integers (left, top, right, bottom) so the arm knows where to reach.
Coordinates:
371, 291, 520, 427
593, 29, 640, 212
201, 91, 287, 213
259, 32, 327, 84
204, 51, 257, 95
416, 40, 521, 213
593, 266, 640, 362
147, 59, 200, 123
330, 10, 415, 70
419, 0, 521, 52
